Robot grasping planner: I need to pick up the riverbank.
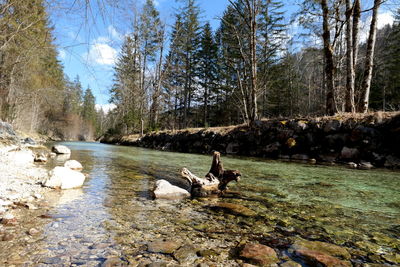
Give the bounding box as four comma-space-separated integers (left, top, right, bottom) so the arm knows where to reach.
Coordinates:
101, 112, 400, 169
0, 122, 52, 246
0, 122, 51, 211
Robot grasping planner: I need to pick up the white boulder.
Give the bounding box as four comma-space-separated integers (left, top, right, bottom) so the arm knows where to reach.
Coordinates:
64, 160, 83, 171
153, 180, 190, 200
43, 166, 86, 189
52, 145, 71, 154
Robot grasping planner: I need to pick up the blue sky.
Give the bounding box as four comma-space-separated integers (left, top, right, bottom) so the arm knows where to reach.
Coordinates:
49, 0, 396, 110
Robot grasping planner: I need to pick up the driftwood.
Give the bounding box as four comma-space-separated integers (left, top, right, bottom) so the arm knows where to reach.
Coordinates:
180, 151, 241, 196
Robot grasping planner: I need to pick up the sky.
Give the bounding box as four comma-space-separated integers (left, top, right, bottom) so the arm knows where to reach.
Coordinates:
49, 0, 231, 111
49, 0, 396, 112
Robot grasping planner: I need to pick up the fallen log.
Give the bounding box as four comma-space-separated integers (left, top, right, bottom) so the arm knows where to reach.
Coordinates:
180, 151, 241, 197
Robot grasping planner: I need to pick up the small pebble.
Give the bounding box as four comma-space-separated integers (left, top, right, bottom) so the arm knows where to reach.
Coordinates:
28, 228, 40, 236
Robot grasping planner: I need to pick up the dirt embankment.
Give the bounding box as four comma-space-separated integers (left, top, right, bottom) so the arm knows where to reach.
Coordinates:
101, 112, 400, 169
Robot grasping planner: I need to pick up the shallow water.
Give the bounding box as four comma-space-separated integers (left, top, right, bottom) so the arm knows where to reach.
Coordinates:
1, 142, 399, 266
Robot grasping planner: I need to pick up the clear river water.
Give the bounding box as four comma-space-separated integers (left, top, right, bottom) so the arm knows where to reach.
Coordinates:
1, 142, 399, 266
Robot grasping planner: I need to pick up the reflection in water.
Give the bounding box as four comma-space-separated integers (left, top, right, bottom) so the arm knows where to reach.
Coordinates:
1, 142, 399, 266
52, 153, 70, 164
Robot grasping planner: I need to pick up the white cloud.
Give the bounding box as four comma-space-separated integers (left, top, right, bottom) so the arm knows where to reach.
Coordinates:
85, 42, 117, 66
83, 25, 123, 66
360, 12, 394, 43
95, 103, 117, 114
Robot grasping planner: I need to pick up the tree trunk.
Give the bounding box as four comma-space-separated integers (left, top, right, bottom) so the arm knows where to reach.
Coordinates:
150, 38, 164, 130
249, 0, 259, 123
203, 79, 208, 127
359, 0, 381, 113
321, 0, 337, 115
345, 0, 355, 113
352, 0, 360, 69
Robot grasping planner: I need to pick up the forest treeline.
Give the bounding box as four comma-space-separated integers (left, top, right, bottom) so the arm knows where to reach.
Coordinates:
1, 0, 399, 139
108, 0, 400, 135
0, 0, 100, 140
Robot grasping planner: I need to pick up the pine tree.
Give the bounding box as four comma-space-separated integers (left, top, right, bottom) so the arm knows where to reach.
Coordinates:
180, 0, 202, 128
385, 9, 400, 110
81, 87, 97, 139
0, 0, 65, 132
258, 0, 286, 117
163, 14, 186, 129
82, 87, 96, 124
63, 75, 83, 116
198, 23, 218, 127
138, 0, 163, 127
110, 35, 142, 133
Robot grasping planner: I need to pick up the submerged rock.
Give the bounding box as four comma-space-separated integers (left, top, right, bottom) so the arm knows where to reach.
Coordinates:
43, 166, 86, 189
153, 180, 190, 200
147, 240, 181, 254
52, 145, 71, 154
208, 202, 256, 217
101, 257, 124, 267
64, 160, 83, 171
1, 233, 15, 241
290, 239, 351, 267
173, 244, 198, 263
280, 260, 301, 267
240, 243, 279, 266
293, 249, 351, 267
291, 239, 351, 260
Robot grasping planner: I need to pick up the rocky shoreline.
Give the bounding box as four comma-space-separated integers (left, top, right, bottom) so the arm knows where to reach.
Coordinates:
0, 121, 86, 246
101, 112, 400, 170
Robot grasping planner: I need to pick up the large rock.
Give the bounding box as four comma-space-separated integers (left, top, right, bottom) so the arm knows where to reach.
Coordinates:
153, 180, 190, 200
291, 239, 351, 259
324, 120, 342, 133
147, 240, 181, 254
226, 142, 240, 154
294, 249, 351, 267
0, 121, 19, 145
52, 145, 71, 154
290, 239, 351, 267
43, 166, 85, 189
240, 243, 279, 266
64, 160, 83, 171
384, 155, 400, 169
340, 147, 359, 160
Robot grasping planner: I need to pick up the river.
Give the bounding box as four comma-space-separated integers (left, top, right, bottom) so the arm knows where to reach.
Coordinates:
1, 142, 399, 266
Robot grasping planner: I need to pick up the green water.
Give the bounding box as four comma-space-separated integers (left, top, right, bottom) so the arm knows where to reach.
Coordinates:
1, 142, 399, 266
